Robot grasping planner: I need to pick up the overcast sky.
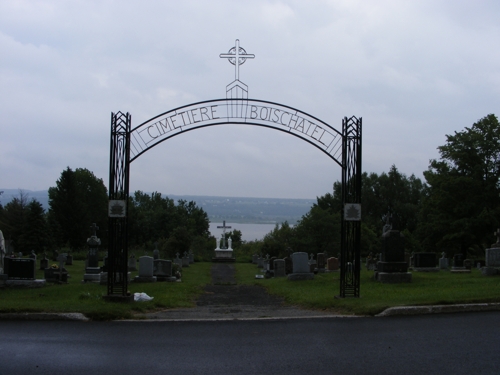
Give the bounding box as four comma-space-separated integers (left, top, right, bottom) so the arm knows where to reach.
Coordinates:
1, 0, 499, 200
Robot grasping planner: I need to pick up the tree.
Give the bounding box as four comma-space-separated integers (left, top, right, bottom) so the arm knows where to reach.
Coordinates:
332, 167, 426, 253
49, 167, 108, 249
127, 191, 211, 255
19, 200, 48, 253
261, 222, 295, 258
2, 190, 30, 248
225, 229, 242, 249
418, 114, 500, 256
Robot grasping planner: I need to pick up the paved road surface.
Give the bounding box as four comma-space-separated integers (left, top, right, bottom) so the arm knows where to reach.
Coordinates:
1, 312, 499, 375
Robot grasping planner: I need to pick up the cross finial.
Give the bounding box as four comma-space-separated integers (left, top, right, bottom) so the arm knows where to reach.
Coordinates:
220, 39, 255, 81
90, 223, 99, 237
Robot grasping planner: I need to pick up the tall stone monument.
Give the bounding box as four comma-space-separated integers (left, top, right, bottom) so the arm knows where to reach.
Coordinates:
375, 215, 412, 283
482, 228, 500, 276
83, 223, 102, 283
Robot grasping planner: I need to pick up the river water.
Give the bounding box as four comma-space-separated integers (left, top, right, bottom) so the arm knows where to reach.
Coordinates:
209, 222, 277, 242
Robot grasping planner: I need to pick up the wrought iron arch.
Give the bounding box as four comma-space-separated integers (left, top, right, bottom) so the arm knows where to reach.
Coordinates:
108, 103, 361, 300
129, 99, 343, 167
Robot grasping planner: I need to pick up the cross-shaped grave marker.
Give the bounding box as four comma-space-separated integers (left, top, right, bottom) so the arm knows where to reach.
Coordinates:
217, 220, 232, 249
57, 253, 67, 283
90, 223, 99, 237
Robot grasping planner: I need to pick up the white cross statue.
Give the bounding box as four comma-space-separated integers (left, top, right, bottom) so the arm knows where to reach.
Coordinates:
220, 39, 255, 81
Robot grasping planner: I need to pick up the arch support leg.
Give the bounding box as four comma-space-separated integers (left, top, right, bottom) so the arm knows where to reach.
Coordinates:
339, 116, 362, 298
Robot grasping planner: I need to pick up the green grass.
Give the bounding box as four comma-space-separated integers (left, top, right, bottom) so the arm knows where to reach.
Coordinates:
0, 261, 211, 320
2, 261, 500, 319
235, 263, 500, 315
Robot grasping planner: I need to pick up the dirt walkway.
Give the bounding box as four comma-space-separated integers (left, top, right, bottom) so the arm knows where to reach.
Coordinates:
135, 263, 339, 320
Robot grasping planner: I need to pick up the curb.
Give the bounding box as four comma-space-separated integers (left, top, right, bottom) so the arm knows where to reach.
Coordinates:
376, 303, 500, 317
1, 304, 500, 321
0, 313, 89, 321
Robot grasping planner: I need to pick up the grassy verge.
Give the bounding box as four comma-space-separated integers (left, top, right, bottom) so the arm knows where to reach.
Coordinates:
0, 261, 211, 320
235, 263, 500, 315
2, 261, 500, 319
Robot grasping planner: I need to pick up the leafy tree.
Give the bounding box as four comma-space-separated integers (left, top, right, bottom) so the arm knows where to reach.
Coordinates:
19, 200, 48, 254
49, 167, 108, 249
225, 229, 243, 249
293, 203, 340, 255
261, 221, 295, 258
418, 114, 500, 256
127, 191, 211, 257
2, 190, 30, 248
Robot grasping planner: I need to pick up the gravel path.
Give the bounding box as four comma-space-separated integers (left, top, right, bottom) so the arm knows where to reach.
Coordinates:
135, 263, 341, 320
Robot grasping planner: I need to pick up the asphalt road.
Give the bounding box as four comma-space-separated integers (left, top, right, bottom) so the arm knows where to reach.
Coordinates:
1, 312, 499, 375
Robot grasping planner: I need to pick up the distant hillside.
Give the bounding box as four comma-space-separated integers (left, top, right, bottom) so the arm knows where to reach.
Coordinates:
0, 189, 315, 224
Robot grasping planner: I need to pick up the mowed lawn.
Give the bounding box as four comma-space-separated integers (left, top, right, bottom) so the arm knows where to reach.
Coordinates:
0, 261, 499, 319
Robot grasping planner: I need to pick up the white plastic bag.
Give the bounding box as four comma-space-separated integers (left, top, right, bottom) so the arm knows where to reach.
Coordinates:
134, 292, 154, 302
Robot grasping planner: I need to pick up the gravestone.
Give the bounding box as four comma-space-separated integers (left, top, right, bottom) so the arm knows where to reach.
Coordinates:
153, 259, 176, 282
134, 256, 156, 282
29, 250, 36, 261
485, 248, 500, 267
274, 259, 286, 277
413, 253, 438, 271
262, 254, 270, 271
257, 256, 264, 268
287, 252, 314, 281
128, 254, 137, 271
317, 253, 326, 273
4, 258, 35, 280
451, 253, 471, 274
482, 245, 500, 275
174, 253, 183, 269
189, 250, 194, 264
101, 253, 109, 272
153, 244, 160, 260
65, 252, 73, 266
483, 230, 500, 275
327, 257, 339, 272
439, 252, 449, 269
308, 253, 317, 273
52, 250, 59, 262
83, 224, 102, 283
269, 256, 277, 270
182, 252, 190, 267
453, 254, 464, 268
2, 256, 45, 287
39, 253, 49, 270
57, 253, 68, 282
376, 225, 412, 283
463, 259, 472, 270
45, 254, 68, 283
284, 256, 293, 275
252, 254, 258, 264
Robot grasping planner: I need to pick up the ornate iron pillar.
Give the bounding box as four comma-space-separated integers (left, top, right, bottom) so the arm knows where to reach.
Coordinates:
107, 112, 132, 300
340, 116, 362, 298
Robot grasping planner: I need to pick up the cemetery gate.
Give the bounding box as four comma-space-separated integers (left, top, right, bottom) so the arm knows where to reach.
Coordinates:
107, 41, 362, 300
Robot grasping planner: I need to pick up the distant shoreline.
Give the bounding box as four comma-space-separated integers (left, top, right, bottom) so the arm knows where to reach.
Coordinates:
1, 189, 315, 226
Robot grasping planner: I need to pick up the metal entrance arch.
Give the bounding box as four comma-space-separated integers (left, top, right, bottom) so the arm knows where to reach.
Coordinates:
108, 100, 361, 299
